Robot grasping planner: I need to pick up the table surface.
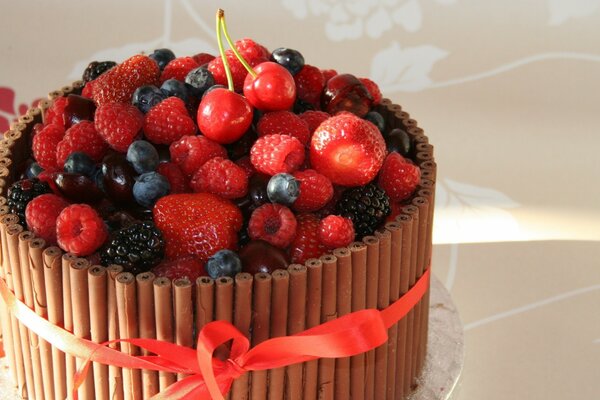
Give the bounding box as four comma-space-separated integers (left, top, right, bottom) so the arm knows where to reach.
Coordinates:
1, 1, 599, 399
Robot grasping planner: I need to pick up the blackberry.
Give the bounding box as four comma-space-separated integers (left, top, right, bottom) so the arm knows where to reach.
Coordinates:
101, 221, 165, 274
7, 178, 52, 227
336, 183, 391, 238
82, 61, 117, 82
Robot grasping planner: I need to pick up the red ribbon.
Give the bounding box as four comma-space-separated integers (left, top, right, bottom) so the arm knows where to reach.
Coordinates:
0, 268, 430, 400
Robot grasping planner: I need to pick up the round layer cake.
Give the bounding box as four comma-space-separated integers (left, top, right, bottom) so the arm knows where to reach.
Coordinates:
0, 38, 436, 400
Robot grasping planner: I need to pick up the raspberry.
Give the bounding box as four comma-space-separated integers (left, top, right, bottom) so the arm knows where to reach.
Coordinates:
190, 157, 248, 199
294, 65, 325, 106
292, 169, 334, 212
319, 215, 355, 249
7, 178, 53, 227
235, 38, 270, 60
256, 111, 310, 145
169, 135, 227, 177
248, 203, 297, 248
359, 78, 382, 105
235, 156, 255, 178
157, 162, 189, 193
289, 213, 327, 264
160, 56, 200, 83
81, 81, 95, 99
44, 97, 68, 127
386, 201, 404, 223
321, 69, 338, 82
93, 55, 160, 106
191, 53, 215, 66
95, 103, 144, 152
153, 256, 207, 282
56, 204, 108, 256
32, 124, 64, 171
299, 110, 330, 134
377, 153, 421, 202
143, 97, 196, 145
250, 134, 305, 176
208, 40, 268, 92
56, 121, 108, 166
25, 194, 69, 245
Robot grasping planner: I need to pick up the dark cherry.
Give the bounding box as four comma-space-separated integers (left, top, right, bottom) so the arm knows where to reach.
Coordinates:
385, 128, 412, 157
239, 240, 289, 274
248, 174, 270, 209
321, 73, 373, 117
101, 153, 136, 204
54, 173, 103, 203
225, 128, 257, 160
64, 95, 96, 129
155, 144, 171, 163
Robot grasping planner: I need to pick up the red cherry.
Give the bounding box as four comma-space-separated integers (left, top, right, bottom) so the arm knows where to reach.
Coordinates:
243, 62, 296, 111
197, 88, 253, 144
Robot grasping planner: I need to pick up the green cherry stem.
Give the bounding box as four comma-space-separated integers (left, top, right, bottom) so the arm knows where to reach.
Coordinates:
219, 11, 258, 79
216, 9, 234, 91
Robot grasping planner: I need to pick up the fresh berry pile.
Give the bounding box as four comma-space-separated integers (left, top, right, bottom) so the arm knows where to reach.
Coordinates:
12, 9, 421, 281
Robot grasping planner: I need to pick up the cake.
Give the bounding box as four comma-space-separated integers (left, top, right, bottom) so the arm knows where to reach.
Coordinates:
0, 9, 436, 400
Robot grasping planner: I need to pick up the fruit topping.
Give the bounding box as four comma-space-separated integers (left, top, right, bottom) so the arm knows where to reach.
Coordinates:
206, 249, 242, 279
144, 97, 196, 145
248, 203, 297, 248
7, 178, 52, 227
257, 111, 310, 145
266, 173, 300, 205
318, 215, 355, 249
153, 256, 206, 282
56, 204, 108, 256
359, 77, 382, 105
190, 156, 248, 199
32, 124, 64, 171
239, 240, 289, 274
197, 88, 253, 144
385, 128, 412, 157
126, 140, 159, 174
95, 102, 144, 152
53, 173, 104, 203
169, 135, 227, 177
25, 193, 68, 245
299, 110, 330, 134
82, 61, 117, 83
289, 213, 327, 264
160, 56, 200, 83
291, 169, 333, 212
149, 48, 176, 70
250, 134, 305, 176
133, 172, 171, 208
377, 153, 421, 202
321, 73, 373, 117
365, 111, 385, 133
100, 153, 137, 204
185, 67, 215, 97
63, 94, 96, 128
57, 120, 108, 166
156, 162, 189, 194
132, 85, 167, 114
270, 47, 305, 76
294, 65, 325, 106
336, 183, 390, 238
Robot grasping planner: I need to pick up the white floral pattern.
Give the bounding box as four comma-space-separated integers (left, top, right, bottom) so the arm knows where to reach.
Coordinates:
548, 0, 600, 25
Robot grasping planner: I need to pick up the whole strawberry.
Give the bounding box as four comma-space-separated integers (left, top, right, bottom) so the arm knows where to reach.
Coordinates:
378, 153, 421, 202
153, 193, 243, 262
144, 97, 196, 145
95, 103, 144, 152
92, 55, 160, 106
310, 112, 386, 186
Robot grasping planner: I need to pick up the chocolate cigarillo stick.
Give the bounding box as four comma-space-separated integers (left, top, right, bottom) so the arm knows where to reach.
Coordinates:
303, 259, 322, 400
231, 273, 253, 400
250, 272, 271, 400
17, 231, 45, 400
116, 272, 142, 400
196, 276, 214, 331
0, 216, 18, 387
43, 246, 67, 400
384, 222, 402, 400
136, 272, 159, 397
153, 277, 176, 391
215, 277, 233, 400
318, 254, 337, 400
70, 258, 95, 399
107, 265, 125, 400
88, 266, 109, 400
62, 252, 78, 398
333, 247, 351, 400
350, 241, 368, 400
268, 269, 289, 400
374, 230, 391, 400
173, 277, 193, 382
417, 191, 434, 373
29, 238, 55, 400
394, 214, 412, 398
287, 264, 307, 400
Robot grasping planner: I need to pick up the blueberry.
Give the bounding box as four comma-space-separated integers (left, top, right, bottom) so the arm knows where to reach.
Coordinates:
267, 173, 300, 205
149, 48, 176, 70
63, 152, 96, 177
206, 249, 242, 279
365, 111, 385, 133
386, 128, 412, 157
132, 85, 166, 114
202, 84, 227, 99
185, 67, 215, 97
132, 172, 170, 208
270, 48, 305, 76
126, 140, 159, 174
160, 79, 190, 103
25, 162, 43, 179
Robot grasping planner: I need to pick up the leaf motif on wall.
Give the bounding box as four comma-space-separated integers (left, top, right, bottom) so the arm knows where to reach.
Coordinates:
371, 41, 448, 92
392, 0, 423, 33
548, 0, 600, 25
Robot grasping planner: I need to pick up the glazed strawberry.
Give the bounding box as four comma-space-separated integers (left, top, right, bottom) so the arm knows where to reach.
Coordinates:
359, 77, 382, 105
292, 169, 334, 212
250, 134, 305, 176
169, 135, 227, 176
248, 203, 297, 248
160, 56, 200, 83
153, 193, 243, 262
319, 215, 355, 249
56, 121, 108, 166
144, 97, 196, 145
157, 162, 189, 193
289, 213, 327, 264
95, 102, 144, 152
378, 153, 421, 202
190, 157, 248, 199
310, 112, 386, 186
92, 55, 160, 106
153, 256, 207, 282
44, 97, 68, 127
25, 193, 69, 245
256, 111, 310, 145
56, 204, 108, 256
294, 65, 325, 106
32, 124, 64, 171
299, 110, 330, 134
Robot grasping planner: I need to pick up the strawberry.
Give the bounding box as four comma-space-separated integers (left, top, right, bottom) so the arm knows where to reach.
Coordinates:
160, 57, 200, 83
378, 153, 421, 202
153, 193, 243, 262
289, 213, 327, 264
310, 112, 386, 186
153, 256, 207, 282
